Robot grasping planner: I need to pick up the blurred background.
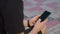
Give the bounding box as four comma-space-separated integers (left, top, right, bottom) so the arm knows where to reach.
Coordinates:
23, 0, 60, 34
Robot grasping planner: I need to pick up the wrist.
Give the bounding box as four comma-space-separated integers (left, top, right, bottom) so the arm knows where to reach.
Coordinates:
23, 20, 28, 27
28, 27, 38, 34
23, 19, 33, 27
33, 26, 41, 33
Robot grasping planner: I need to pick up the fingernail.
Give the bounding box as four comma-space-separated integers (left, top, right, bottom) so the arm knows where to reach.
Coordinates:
39, 19, 41, 21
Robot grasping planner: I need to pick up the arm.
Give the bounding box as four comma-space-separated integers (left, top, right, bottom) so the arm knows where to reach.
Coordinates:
20, 19, 47, 34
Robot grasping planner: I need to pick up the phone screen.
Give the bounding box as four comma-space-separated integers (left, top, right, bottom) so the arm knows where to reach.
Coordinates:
40, 11, 51, 22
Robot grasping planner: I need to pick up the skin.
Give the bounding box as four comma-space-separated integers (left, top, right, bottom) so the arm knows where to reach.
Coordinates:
20, 15, 48, 34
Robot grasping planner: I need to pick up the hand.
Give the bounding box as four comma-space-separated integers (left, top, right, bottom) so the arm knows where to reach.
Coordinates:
23, 15, 40, 27
28, 19, 48, 34
29, 15, 40, 27
33, 19, 48, 34
41, 25, 46, 34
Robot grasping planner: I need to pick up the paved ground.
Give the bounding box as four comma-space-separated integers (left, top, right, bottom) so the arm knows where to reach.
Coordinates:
23, 0, 60, 34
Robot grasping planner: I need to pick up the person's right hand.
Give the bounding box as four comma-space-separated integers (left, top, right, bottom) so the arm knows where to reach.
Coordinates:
33, 19, 48, 34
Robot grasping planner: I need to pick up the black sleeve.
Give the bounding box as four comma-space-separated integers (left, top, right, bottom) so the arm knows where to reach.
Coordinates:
0, 0, 25, 33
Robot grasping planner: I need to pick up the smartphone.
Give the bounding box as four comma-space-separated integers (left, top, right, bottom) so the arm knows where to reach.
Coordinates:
39, 11, 51, 22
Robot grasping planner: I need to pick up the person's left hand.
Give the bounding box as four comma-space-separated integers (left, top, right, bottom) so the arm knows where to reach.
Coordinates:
29, 15, 40, 27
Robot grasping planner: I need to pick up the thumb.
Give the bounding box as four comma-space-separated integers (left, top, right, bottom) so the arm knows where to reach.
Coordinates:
33, 15, 41, 21
36, 19, 41, 23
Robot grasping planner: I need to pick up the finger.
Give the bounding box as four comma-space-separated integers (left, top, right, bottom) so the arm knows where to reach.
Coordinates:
36, 19, 41, 23
35, 15, 41, 18
31, 15, 41, 23
34, 15, 41, 20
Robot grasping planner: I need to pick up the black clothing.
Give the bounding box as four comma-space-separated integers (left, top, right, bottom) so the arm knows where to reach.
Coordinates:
0, 0, 25, 34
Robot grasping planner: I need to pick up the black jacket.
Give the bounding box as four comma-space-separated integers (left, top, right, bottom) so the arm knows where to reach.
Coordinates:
0, 0, 24, 34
